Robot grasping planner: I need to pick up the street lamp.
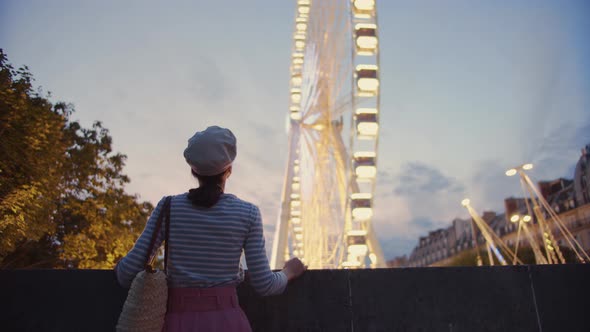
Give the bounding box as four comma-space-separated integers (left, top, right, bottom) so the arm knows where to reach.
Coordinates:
510, 214, 532, 265
510, 213, 549, 265
505, 163, 533, 177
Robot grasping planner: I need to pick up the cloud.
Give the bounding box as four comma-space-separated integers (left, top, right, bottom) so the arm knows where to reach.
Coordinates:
394, 162, 464, 195
371, 163, 468, 259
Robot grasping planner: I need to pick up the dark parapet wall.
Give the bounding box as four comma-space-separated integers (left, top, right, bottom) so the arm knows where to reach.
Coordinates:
0, 265, 588, 332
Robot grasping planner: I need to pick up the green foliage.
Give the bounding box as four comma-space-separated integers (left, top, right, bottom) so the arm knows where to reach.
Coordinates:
0, 49, 153, 269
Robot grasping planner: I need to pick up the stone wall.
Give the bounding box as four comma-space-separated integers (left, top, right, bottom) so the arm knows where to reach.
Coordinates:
1, 265, 588, 331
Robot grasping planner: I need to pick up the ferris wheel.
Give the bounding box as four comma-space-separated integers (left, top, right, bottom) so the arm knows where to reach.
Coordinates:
270, 0, 385, 269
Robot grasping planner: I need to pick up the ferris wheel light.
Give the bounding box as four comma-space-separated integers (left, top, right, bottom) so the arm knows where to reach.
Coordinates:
356, 108, 378, 114
356, 112, 378, 137
354, 0, 375, 12
290, 210, 301, 217
291, 182, 300, 191
296, 23, 307, 32
355, 24, 378, 54
298, 5, 310, 15
353, 151, 377, 158
351, 193, 372, 199
357, 77, 379, 93
342, 260, 362, 268
352, 207, 373, 220
348, 244, 368, 255
357, 122, 379, 136
356, 65, 379, 93
297, 0, 310, 5
291, 75, 302, 87
291, 92, 301, 104
356, 165, 377, 178
295, 233, 303, 240
293, 226, 303, 233
356, 36, 378, 52
295, 40, 305, 50
291, 217, 301, 224
293, 58, 304, 65
348, 229, 368, 236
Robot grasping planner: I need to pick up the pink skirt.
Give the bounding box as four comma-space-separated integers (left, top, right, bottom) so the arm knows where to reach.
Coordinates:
162, 287, 252, 332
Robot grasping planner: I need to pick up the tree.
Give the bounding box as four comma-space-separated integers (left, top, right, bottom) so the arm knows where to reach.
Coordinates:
0, 49, 153, 269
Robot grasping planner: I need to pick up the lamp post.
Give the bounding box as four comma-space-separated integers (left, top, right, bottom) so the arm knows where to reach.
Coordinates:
461, 199, 509, 266
509, 214, 548, 265
505, 163, 565, 264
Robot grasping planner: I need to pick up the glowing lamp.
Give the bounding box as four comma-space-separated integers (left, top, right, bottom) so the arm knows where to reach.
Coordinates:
523, 163, 533, 170
354, 0, 375, 11
523, 215, 532, 222
291, 75, 302, 87
348, 245, 368, 256
356, 112, 378, 137
355, 24, 378, 54
356, 65, 379, 94
505, 169, 517, 176
353, 0, 375, 13
342, 261, 362, 268
461, 198, 470, 207
298, 5, 310, 15
356, 165, 377, 178
510, 215, 520, 223
295, 40, 305, 50
351, 195, 372, 220
290, 112, 302, 121
354, 154, 377, 179
352, 208, 372, 220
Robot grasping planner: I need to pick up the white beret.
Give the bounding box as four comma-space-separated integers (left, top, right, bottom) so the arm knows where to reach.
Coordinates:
183, 126, 237, 176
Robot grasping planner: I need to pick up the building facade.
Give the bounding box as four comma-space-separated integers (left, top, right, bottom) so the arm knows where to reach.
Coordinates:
398, 145, 590, 267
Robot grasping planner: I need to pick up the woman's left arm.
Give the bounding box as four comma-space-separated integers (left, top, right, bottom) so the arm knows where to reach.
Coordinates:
114, 197, 167, 288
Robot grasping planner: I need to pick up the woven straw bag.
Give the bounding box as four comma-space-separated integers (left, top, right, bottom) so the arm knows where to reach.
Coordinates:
117, 196, 172, 332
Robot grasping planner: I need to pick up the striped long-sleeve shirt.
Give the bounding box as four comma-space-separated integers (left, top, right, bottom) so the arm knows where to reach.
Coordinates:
115, 193, 287, 296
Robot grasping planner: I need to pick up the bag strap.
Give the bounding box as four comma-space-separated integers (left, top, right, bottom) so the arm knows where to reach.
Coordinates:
145, 196, 172, 271
164, 196, 171, 272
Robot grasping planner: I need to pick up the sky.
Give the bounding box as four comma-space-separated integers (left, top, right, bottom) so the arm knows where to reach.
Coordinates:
1, 0, 589, 260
